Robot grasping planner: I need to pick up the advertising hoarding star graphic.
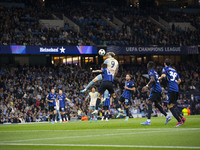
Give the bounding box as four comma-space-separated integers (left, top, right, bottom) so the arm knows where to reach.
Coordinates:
60, 47, 65, 53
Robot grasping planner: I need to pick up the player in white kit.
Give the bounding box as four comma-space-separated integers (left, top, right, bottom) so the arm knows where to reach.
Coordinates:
85, 87, 98, 122
80, 52, 119, 93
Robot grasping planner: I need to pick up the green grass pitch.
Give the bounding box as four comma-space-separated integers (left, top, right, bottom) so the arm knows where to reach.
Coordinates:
0, 115, 200, 150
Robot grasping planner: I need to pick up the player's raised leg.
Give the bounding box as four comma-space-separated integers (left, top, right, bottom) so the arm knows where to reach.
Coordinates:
80, 74, 102, 93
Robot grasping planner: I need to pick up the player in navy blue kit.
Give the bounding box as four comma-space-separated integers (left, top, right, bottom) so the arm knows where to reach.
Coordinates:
46, 88, 57, 124
57, 89, 71, 122
141, 61, 170, 125
92, 63, 117, 114
158, 59, 185, 127
117, 74, 136, 122
101, 90, 111, 121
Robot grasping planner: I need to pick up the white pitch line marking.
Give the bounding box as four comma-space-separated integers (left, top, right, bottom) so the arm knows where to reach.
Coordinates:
4, 130, 170, 143
3, 128, 200, 143
0, 143, 200, 149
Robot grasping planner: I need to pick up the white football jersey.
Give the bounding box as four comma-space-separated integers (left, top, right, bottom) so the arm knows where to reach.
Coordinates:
104, 57, 119, 76
89, 92, 98, 106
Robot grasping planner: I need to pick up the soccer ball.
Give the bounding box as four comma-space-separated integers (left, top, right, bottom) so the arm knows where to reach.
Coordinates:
98, 49, 106, 56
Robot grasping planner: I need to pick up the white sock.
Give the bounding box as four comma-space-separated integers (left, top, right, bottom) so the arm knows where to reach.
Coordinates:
147, 119, 151, 122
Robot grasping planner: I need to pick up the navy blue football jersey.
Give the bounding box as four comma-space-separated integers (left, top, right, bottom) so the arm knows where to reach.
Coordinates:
57, 94, 66, 108
103, 90, 111, 106
162, 66, 180, 92
47, 92, 57, 106
148, 69, 162, 93
121, 80, 134, 100
102, 68, 113, 82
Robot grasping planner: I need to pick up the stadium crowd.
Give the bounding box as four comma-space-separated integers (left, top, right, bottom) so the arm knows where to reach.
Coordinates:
0, 62, 199, 124
0, 2, 200, 46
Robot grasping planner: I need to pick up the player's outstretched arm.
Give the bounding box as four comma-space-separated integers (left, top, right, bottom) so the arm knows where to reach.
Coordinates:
158, 74, 166, 81
92, 70, 102, 73
147, 76, 155, 87
46, 97, 53, 103
65, 97, 72, 103
177, 78, 181, 85
142, 76, 155, 92
115, 65, 119, 76
85, 96, 89, 101
125, 86, 136, 92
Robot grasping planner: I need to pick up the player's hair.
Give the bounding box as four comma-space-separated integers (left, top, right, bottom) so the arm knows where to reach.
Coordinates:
164, 59, 171, 66
147, 61, 154, 69
102, 63, 107, 69
126, 73, 132, 78
106, 52, 115, 57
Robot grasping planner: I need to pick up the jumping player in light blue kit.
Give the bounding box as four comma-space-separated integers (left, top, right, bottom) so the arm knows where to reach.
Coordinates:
159, 59, 185, 127
80, 52, 118, 93
117, 74, 136, 122
141, 61, 170, 125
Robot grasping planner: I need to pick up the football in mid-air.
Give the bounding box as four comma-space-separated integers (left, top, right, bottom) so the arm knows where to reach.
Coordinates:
98, 49, 106, 56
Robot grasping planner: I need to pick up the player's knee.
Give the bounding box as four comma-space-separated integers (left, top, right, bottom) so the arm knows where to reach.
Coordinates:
93, 77, 99, 82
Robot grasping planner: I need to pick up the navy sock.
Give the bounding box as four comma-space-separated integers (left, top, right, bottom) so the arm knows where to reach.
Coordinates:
155, 102, 167, 117
50, 114, 52, 121
96, 98, 101, 110
175, 107, 183, 119
106, 112, 109, 119
102, 112, 105, 119
61, 114, 64, 120
125, 107, 129, 117
170, 107, 181, 122
147, 104, 152, 119
52, 114, 55, 121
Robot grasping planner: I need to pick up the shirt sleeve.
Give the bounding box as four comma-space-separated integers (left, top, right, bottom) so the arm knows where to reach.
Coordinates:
177, 73, 180, 80
102, 68, 106, 73
46, 94, 50, 100
162, 68, 166, 74
104, 59, 108, 64
129, 81, 134, 87
148, 71, 154, 77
